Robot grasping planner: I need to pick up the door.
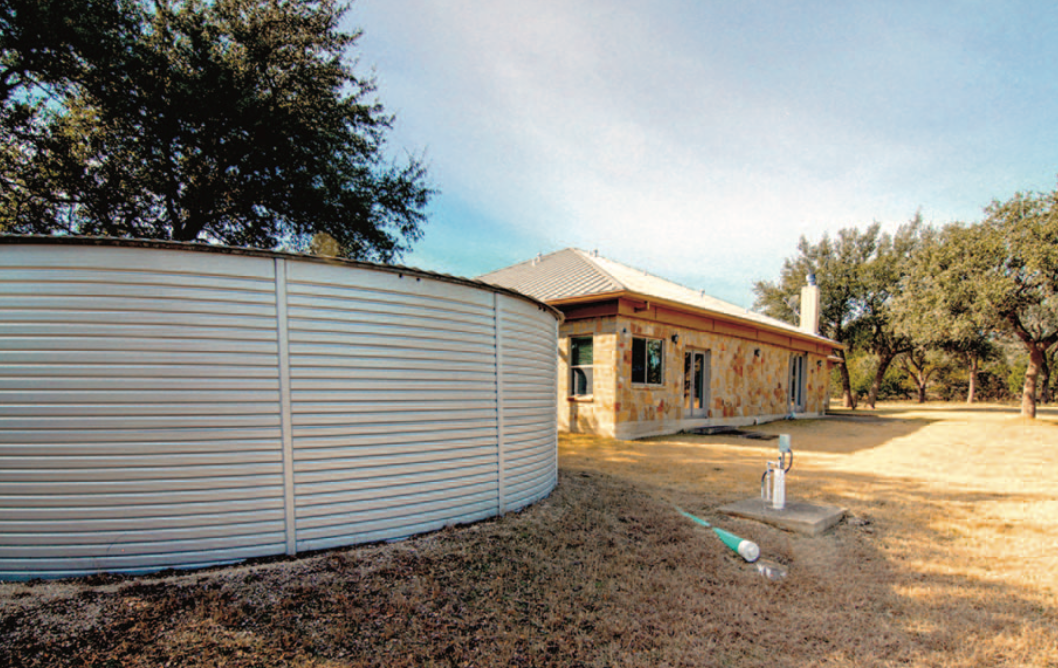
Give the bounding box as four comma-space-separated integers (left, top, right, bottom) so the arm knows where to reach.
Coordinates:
683, 350, 711, 418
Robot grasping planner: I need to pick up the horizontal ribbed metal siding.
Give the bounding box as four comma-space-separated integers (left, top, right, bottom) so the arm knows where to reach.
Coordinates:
0, 247, 286, 579
285, 262, 504, 552
498, 297, 558, 511
0, 244, 559, 580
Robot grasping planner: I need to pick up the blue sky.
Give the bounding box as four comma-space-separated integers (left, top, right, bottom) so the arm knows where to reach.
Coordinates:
348, 1, 1058, 307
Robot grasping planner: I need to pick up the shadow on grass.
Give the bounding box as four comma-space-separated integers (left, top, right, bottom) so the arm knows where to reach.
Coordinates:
558, 433, 1058, 668
639, 413, 934, 455
3, 411, 1056, 668
835, 401, 1058, 418
0, 464, 1054, 668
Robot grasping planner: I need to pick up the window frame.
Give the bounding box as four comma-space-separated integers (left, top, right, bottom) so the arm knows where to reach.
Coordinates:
631, 336, 664, 386
569, 335, 594, 397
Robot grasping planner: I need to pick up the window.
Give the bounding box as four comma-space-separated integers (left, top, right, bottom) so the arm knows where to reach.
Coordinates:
631, 337, 663, 385
789, 353, 807, 412
570, 336, 594, 396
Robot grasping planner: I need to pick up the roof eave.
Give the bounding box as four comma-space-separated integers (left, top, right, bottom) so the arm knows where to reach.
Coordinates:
550, 290, 842, 349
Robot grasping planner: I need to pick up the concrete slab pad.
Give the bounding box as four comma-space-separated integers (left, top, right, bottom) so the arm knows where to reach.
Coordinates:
719, 498, 846, 537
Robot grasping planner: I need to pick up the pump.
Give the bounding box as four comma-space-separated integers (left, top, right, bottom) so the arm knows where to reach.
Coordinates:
761, 434, 793, 510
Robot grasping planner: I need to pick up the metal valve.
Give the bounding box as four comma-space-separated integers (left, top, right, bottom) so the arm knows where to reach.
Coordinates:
761, 434, 793, 510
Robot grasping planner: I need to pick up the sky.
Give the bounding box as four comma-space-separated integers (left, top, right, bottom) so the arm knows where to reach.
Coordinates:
347, 1, 1058, 307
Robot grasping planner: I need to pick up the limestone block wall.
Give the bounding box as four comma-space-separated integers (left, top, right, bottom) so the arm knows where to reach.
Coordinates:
613, 317, 829, 439
557, 318, 618, 435
557, 315, 831, 440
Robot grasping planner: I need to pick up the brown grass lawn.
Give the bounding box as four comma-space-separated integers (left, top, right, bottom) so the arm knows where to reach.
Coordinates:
3, 403, 1057, 667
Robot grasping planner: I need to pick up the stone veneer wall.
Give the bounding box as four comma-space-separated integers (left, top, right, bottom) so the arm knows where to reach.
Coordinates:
557, 317, 618, 435
558, 315, 830, 440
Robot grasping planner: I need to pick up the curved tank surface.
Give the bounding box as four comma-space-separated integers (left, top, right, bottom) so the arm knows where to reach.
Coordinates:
0, 239, 560, 580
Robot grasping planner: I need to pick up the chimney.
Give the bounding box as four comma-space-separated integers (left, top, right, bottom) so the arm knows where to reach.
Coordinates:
800, 274, 820, 336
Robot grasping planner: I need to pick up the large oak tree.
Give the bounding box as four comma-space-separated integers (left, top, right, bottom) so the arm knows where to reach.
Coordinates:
922, 191, 1058, 418
755, 218, 927, 410
753, 223, 879, 409
1, 0, 431, 262
891, 223, 997, 404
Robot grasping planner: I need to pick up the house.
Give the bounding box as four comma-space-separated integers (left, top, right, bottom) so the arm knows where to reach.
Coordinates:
480, 248, 840, 439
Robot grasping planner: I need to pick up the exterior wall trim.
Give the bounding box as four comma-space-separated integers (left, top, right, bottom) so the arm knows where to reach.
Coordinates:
558, 293, 839, 353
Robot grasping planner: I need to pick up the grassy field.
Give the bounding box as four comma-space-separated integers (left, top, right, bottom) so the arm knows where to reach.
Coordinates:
2, 403, 1057, 667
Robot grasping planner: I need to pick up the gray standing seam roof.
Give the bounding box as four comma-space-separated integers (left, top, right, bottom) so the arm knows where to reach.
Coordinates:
480, 248, 835, 344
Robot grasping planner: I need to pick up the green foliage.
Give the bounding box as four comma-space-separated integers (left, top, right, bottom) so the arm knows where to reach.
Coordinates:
753, 223, 880, 339
843, 352, 873, 398
892, 224, 982, 346
755, 217, 926, 408
1007, 356, 1029, 399
755, 223, 883, 406
0, 0, 139, 108
837, 351, 909, 401
906, 187, 1058, 416
1, 0, 431, 262
772, 184, 1058, 415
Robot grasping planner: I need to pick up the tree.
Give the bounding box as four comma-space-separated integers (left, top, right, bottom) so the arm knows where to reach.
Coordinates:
898, 346, 954, 403
908, 189, 1058, 418
1, 0, 431, 262
757, 217, 929, 410
892, 223, 998, 404
754, 224, 881, 409
848, 218, 926, 409
0, 0, 139, 110
974, 190, 1058, 418
1, 0, 141, 234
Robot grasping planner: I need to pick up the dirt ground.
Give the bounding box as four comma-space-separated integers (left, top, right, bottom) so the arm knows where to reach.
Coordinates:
2, 403, 1057, 667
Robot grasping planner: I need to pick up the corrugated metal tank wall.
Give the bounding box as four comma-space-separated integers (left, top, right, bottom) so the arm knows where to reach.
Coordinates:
497, 299, 559, 510
0, 243, 559, 580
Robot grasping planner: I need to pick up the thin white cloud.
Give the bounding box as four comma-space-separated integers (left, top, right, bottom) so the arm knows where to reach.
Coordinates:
353, 0, 1058, 305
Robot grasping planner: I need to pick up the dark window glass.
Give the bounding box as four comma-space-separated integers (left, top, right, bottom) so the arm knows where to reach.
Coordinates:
631, 337, 663, 385
570, 336, 594, 396
571, 337, 593, 366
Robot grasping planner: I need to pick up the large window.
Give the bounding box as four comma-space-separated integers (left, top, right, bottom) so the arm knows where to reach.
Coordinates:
570, 336, 594, 396
631, 337, 663, 385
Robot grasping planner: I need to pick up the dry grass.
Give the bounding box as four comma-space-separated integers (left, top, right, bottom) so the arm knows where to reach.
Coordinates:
3, 403, 1057, 667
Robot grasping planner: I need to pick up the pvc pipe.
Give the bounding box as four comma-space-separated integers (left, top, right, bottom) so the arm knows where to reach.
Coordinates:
673, 506, 760, 563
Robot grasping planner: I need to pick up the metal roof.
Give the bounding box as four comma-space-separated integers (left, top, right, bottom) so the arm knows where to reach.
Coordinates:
480, 248, 836, 345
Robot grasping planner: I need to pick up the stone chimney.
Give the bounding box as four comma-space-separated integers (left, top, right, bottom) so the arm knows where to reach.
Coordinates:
800, 274, 821, 336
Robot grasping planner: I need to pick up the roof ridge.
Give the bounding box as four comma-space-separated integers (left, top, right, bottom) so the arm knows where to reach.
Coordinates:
569, 248, 626, 292
486, 247, 570, 274
575, 249, 799, 330
578, 249, 727, 305
480, 247, 834, 344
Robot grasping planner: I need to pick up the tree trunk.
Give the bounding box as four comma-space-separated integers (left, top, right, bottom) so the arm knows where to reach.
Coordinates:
1039, 354, 1051, 405
1022, 345, 1044, 419
865, 351, 897, 410
837, 351, 856, 409
966, 355, 978, 404
901, 356, 928, 403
